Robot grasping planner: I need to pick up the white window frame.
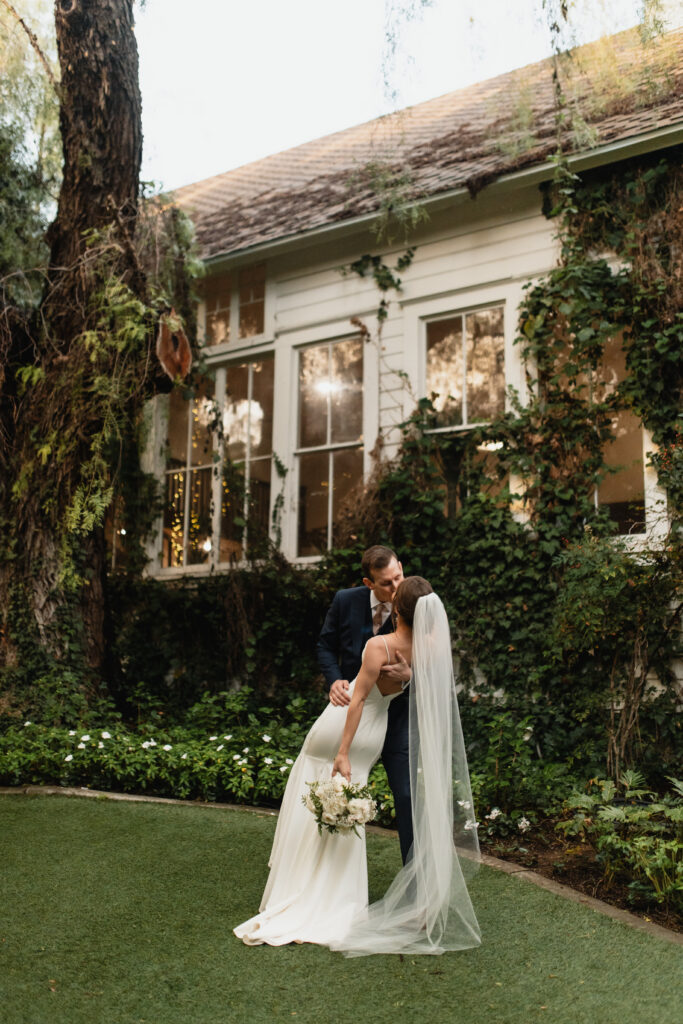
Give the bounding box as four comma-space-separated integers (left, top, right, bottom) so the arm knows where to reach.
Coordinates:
154, 345, 277, 577
272, 318, 375, 564
197, 260, 275, 358
400, 282, 527, 428
294, 334, 365, 561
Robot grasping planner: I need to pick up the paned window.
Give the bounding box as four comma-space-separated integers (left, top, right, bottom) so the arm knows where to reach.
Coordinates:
204, 263, 266, 347
161, 355, 274, 570
162, 379, 216, 568
297, 337, 363, 557
220, 355, 274, 562
426, 306, 505, 428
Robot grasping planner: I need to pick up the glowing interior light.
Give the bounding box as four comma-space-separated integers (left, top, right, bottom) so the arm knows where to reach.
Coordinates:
119, 528, 127, 535
202, 538, 212, 553
315, 380, 341, 396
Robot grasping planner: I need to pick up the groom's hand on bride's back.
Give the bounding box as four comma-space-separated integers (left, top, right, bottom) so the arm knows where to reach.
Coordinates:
329, 679, 352, 706
379, 651, 411, 686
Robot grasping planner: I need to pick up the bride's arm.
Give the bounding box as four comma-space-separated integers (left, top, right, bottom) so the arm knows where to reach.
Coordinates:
331, 640, 384, 782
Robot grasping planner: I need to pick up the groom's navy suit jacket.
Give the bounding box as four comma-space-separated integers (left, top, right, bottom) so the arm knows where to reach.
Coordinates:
316, 585, 392, 689
316, 585, 413, 863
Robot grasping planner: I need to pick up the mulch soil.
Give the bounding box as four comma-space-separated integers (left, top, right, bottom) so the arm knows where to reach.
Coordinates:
480, 819, 682, 935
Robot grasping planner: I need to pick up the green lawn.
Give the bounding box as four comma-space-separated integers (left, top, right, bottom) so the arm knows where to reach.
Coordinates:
1, 794, 680, 1024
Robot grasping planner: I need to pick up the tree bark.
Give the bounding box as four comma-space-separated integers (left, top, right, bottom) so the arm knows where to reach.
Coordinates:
0, 1, 145, 693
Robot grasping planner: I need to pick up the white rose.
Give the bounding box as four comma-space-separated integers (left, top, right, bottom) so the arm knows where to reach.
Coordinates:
321, 811, 337, 825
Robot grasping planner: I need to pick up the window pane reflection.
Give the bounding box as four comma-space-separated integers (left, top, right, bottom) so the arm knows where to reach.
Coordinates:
190, 379, 216, 466
204, 271, 231, 347
224, 364, 249, 461
332, 447, 363, 546
465, 309, 505, 423
299, 345, 329, 448
162, 471, 185, 568
167, 388, 189, 468
238, 264, 265, 338
250, 457, 272, 534
187, 467, 213, 564
331, 338, 363, 443
298, 451, 329, 556
596, 336, 645, 535
220, 460, 246, 564
251, 357, 274, 457
426, 318, 463, 427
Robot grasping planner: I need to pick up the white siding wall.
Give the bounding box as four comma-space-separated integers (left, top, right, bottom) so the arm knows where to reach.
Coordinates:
149, 183, 561, 569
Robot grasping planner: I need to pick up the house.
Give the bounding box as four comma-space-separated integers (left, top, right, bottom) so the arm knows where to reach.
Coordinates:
143, 26, 683, 574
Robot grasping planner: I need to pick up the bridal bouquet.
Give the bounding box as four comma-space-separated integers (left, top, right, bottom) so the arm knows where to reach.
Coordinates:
303, 774, 377, 837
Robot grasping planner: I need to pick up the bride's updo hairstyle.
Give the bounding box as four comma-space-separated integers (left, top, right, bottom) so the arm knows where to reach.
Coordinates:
393, 576, 433, 627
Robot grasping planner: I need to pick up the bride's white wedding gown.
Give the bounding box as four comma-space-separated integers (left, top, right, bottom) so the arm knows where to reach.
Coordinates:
234, 677, 399, 946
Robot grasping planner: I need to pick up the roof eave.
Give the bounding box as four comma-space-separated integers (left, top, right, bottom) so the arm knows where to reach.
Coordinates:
202, 121, 683, 269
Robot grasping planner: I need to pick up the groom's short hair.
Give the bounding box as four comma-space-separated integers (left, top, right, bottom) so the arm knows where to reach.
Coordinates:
362, 545, 398, 581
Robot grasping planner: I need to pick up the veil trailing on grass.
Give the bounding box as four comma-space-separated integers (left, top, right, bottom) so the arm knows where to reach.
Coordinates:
330, 592, 481, 957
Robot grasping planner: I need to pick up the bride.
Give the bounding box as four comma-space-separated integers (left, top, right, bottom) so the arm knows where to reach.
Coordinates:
234, 576, 481, 956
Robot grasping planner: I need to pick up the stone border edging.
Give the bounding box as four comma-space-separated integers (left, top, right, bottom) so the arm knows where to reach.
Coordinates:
2, 784, 680, 947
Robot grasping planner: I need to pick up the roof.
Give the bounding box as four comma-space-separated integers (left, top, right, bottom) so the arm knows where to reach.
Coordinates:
175, 26, 683, 262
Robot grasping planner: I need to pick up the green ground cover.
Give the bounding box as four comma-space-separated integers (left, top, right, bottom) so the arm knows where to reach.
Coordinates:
1, 794, 680, 1024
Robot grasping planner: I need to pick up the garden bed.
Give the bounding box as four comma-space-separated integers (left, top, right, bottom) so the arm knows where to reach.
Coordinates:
481, 821, 682, 934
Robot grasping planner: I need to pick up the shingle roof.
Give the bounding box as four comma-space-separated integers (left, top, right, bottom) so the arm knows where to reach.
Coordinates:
175, 27, 683, 261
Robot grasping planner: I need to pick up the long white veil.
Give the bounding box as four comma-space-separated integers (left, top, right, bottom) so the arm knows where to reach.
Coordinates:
331, 592, 481, 957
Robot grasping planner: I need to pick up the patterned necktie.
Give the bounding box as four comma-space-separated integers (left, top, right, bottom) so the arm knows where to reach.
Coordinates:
373, 602, 388, 634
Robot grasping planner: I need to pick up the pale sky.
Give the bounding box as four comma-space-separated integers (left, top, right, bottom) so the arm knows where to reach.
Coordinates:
136, 0, 681, 191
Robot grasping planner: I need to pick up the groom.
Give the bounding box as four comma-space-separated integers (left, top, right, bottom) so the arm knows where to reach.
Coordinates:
316, 545, 413, 863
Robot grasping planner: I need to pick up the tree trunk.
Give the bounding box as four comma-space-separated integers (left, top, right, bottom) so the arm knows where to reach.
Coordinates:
0, 0, 145, 695
46, 0, 143, 333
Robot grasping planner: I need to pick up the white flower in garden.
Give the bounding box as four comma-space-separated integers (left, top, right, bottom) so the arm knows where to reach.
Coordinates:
64, 755, 73, 762
209, 735, 218, 741
486, 807, 501, 820
280, 765, 289, 773
224, 734, 232, 740
518, 816, 531, 833
77, 743, 86, 750
463, 820, 479, 831
457, 800, 471, 810
149, 739, 157, 747
141, 741, 151, 749
163, 744, 172, 751
216, 745, 224, 752
181, 753, 188, 760
98, 742, 104, 749
24, 721, 31, 727
262, 735, 271, 743
264, 757, 273, 765
285, 758, 293, 765
523, 727, 534, 742
233, 754, 240, 761
243, 747, 249, 753
81, 734, 90, 741
68, 730, 76, 736
101, 731, 111, 740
